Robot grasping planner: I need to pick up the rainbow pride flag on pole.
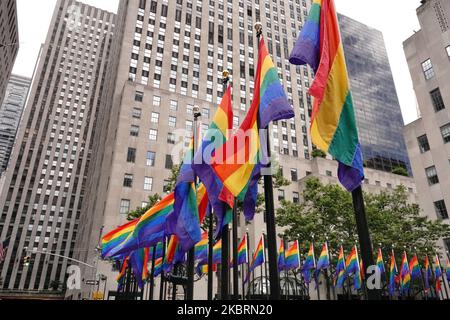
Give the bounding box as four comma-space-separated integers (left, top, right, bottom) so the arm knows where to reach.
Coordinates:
209, 36, 294, 222
289, 0, 364, 192
424, 255, 432, 294
213, 240, 222, 265
316, 243, 330, 276
285, 241, 301, 271
399, 252, 411, 295
301, 243, 316, 284
409, 254, 421, 281
194, 232, 208, 262
434, 255, 442, 293
153, 257, 163, 277
344, 246, 361, 290
278, 240, 286, 272
163, 235, 186, 273
105, 193, 175, 259
237, 235, 248, 266
129, 247, 150, 289
335, 246, 346, 288
389, 250, 398, 296
376, 248, 385, 276
116, 257, 129, 290
446, 258, 450, 283
245, 236, 265, 283
101, 219, 138, 258
192, 85, 234, 237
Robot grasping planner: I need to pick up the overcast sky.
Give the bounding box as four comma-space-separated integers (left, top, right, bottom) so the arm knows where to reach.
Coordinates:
13, 0, 421, 124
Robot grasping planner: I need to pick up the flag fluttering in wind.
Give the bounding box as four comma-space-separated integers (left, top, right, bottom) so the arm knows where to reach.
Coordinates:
285, 241, 301, 271
316, 243, 330, 277
434, 255, 443, 293
163, 235, 185, 273
245, 236, 265, 283
192, 85, 234, 238
278, 240, 286, 272
409, 254, 421, 281
399, 252, 411, 295
105, 193, 175, 259
149, 242, 164, 261
376, 248, 385, 276
289, 0, 364, 192
129, 247, 150, 289
344, 246, 361, 290
116, 257, 129, 290
301, 243, 316, 284
209, 36, 294, 222
446, 258, 450, 283
335, 246, 346, 288
389, 251, 398, 296
424, 255, 432, 294
213, 240, 222, 265
101, 219, 138, 258
237, 235, 248, 266
194, 232, 208, 262
153, 257, 163, 278
196, 263, 217, 276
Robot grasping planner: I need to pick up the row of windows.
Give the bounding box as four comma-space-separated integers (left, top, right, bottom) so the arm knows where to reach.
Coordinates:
417, 123, 450, 154
421, 45, 450, 80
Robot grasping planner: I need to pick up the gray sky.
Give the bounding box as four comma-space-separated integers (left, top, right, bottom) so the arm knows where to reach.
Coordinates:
13, 0, 421, 124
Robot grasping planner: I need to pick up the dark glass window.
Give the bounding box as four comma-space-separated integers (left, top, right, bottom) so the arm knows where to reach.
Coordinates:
127, 148, 136, 163
426, 166, 439, 185
135, 91, 144, 102
290, 169, 298, 182
123, 174, 133, 188
418, 135, 430, 153
434, 200, 449, 220
430, 88, 446, 112
165, 155, 173, 169
441, 124, 450, 143
278, 190, 285, 201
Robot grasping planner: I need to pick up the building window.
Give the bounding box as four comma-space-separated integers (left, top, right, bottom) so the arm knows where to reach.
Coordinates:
132, 108, 142, 119
130, 125, 140, 137
151, 112, 160, 124
326, 171, 332, 177
146, 151, 156, 166
135, 91, 144, 102
186, 120, 193, 132
426, 166, 439, 185
441, 124, 450, 143
123, 174, 133, 188
187, 104, 193, 115
293, 192, 299, 204
167, 133, 176, 144
165, 155, 173, 169
446, 45, 450, 58
170, 100, 178, 111
430, 88, 446, 112
444, 238, 450, 252
421, 59, 435, 80
278, 189, 285, 201
169, 116, 177, 127
417, 135, 430, 153
149, 129, 158, 141
144, 177, 153, 191
434, 200, 449, 220
127, 148, 136, 163
153, 95, 161, 107
291, 169, 298, 182
120, 199, 131, 215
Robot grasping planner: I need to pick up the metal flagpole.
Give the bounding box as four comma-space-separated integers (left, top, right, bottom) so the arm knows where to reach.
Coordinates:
437, 255, 449, 300
312, 237, 320, 301
208, 214, 214, 300
254, 21, 281, 301
232, 199, 239, 299
246, 230, 252, 300
149, 245, 157, 300
414, 249, 427, 300
220, 71, 231, 301
263, 233, 269, 300
159, 237, 166, 301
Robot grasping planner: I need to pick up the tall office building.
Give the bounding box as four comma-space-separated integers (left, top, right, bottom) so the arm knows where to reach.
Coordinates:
404, 0, 450, 252
0, 75, 31, 176
339, 14, 411, 174
0, 0, 19, 105
0, 0, 115, 294
70, 0, 417, 300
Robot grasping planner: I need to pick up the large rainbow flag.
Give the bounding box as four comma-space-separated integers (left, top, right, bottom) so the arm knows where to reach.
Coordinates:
208, 36, 294, 222
335, 246, 346, 288
409, 254, 421, 280
301, 243, 316, 284
105, 193, 175, 258
278, 240, 286, 272
399, 252, 411, 295
192, 85, 234, 237
344, 246, 361, 290
376, 248, 385, 276
237, 235, 248, 265
285, 241, 301, 271
316, 243, 330, 276
289, 0, 364, 191
389, 250, 398, 295
245, 236, 265, 283
129, 247, 150, 289
101, 219, 138, 258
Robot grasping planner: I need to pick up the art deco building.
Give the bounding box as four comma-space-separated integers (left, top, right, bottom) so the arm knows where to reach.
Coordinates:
404, 0, 450, 252
0, 0, 19, 105
0, 0, 115, 294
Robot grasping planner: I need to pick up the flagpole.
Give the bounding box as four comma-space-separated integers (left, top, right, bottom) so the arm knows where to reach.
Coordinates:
159, 237, 166, 301
208, 214, 214, 300
254, 21, 281, 301
149, 245, 157, 300
283, 237, 288, 300
246, 230, 251, 300
414, 249, 427, 300
437, 255, 449, 300
220, 71, 231, 301
232, 199, 239, 299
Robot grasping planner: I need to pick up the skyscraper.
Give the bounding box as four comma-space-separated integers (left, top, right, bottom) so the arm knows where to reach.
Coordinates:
70, 0, 416, 300
339, 14, 411, 174
0, 0, 19, 104
0, 75, 31, 176
0, 0, 115, 294
403, 0, 450, 252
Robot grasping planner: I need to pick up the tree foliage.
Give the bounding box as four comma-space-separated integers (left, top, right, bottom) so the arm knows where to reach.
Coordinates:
276, 177, 450, 263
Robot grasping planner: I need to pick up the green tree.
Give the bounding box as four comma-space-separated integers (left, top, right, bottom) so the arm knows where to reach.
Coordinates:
276, 177, 450, 263
392, 166, 409, 177
312, 149, 327, 159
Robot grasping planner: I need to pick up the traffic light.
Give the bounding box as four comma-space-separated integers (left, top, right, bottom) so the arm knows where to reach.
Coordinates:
23, 256, 31, 267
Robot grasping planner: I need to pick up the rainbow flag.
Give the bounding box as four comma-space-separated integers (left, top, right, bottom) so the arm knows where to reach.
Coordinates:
446, 258, 450, 283
245, 236, 265, 283
344, 246, 361, 290
116, 257, 129, 290
149, 242, 164, 261
301, 243, 316, 284
399, 252, 411, 295
153, 257, 163, 277
105, 193, 175, 258
213, 240, 222, 265
285, 241, 301, 271
409, 254, 421, 280
434, 255, 442, 293
289, 0, 364, 192
424, 255, 432, 294
163, 235, 186, 273
389, 250, 398, 295
278, 241, 286, 272
192, 85, 234, 237
376, 248, 385, 276
197, 183, 210, 224
335, 246, 346, 288
196, 263, 217, 276
209, 36, 294, 222
237, 235, 248, 265
101, 219, 138, 258
316, 243, 330, 276
129, 247, 150, 289
194, 232, 208, 262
